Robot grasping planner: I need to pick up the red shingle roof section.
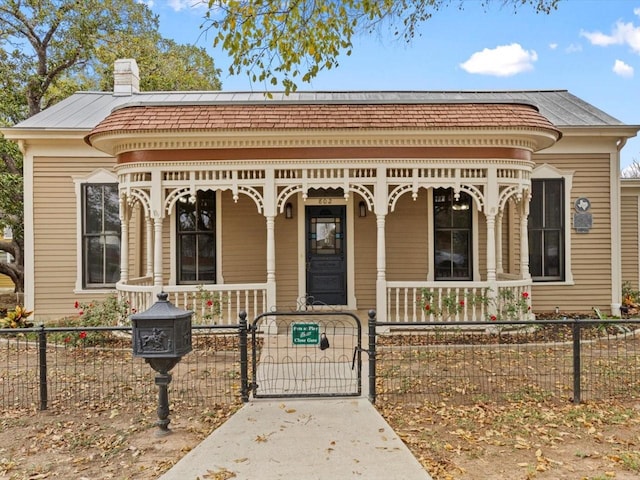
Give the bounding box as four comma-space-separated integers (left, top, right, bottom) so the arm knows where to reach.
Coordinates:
87, 103, 559, 139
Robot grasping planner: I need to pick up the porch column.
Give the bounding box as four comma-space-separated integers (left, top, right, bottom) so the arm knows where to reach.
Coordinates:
520, 198, 531, 279
150, 169, 164, 292
120, 220, 129, 283
118, 196, 130, 283
376, 214, 387, 320
486, 214, 497, 283
264, 168, 277, 310
153, 216, 163, 287
266, 215, 276, 307
496, 211, 504, 275
375, 168, 388, 321
145, 216, 154, 277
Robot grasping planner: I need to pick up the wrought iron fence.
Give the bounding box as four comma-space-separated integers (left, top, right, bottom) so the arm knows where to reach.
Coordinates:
3, 317, 640, 411
371, 317, 640, 405
0, 325, 243, 411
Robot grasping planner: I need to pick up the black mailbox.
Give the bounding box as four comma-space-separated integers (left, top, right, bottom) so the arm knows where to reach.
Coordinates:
131, 292, 192, 434
131, 292, 192, 358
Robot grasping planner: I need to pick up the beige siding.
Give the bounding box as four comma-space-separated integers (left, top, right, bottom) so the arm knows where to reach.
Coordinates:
33, 156, 117, 321
386, 190, 429, 281
275, 197, 299, 308
621, 189, 640, 291
531, 153, 612, 314
353, 195, 377, 309
477, 211, 487, 281
221, 191, 266, 284
130, 203, 144, 278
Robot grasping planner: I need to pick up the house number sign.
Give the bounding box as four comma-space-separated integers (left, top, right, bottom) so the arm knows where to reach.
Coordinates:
573, 197, 592, 233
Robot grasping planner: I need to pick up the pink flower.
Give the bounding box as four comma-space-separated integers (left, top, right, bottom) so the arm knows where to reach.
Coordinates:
459, 300, 465, 306
78, 310, 84, 316
206, 300, 213, 307
74, 301, 79, 309
522, 292, 529, 299
79, 331, 87, 339
490, 315, 497, 321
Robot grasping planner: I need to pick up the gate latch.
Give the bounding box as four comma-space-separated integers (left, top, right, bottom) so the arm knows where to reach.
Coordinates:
352, 346, 372, 370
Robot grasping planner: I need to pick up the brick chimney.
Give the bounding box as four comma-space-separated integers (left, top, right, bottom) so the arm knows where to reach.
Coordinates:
113, 59, 140, 96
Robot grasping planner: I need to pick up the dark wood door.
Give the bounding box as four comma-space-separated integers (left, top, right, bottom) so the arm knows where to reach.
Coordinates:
305, 205, 347, 305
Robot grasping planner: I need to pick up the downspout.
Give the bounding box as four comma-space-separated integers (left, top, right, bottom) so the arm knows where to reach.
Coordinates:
610, 137, 627, 315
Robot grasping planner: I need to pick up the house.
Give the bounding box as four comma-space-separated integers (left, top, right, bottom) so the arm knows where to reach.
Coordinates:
3, 59, 639, 323
621, 178, 640, 295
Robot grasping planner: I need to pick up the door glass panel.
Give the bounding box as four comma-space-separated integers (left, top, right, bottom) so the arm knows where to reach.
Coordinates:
310, 217, 342, 255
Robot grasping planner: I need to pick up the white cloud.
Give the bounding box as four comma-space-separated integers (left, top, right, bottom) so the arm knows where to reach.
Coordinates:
549, 43, 558, 50
635, 8, 640, 17
565, 43, 583, 53
613, 59, 634, 77
581, 20, 640, 54
167, 0, 208, 11
460, 43, 537, 77
137, 0, 154, 7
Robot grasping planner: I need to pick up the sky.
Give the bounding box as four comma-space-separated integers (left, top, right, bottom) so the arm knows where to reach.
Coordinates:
140, 0, 640, 170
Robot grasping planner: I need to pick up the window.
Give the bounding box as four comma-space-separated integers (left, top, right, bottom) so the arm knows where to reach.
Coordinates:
82, 184, 120, 288
433, 188, 472, 280
177, 190, 216, 284
529, 179, 564, 281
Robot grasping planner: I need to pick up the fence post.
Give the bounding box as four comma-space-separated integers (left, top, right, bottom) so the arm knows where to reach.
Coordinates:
572, 320, 581, 404
368, 310, 377, 404
38, 325, 48, 411
239, 311, 249, 403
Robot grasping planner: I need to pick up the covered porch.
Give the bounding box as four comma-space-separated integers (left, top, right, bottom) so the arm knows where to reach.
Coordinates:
113, 161, 536, 325
83, 98, 561, 325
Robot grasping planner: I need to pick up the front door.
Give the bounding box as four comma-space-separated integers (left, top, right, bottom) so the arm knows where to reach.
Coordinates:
305, 205, 347, 305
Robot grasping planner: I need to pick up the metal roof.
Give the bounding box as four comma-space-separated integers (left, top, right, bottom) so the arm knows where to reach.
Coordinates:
12, 89, 625, 131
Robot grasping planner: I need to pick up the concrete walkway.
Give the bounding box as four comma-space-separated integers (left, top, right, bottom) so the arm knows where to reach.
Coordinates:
159, 397, 432, 480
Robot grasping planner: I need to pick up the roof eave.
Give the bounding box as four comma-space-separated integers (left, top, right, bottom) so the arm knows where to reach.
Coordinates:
2, 127, 89, 142
88, 126, 561, 157
558, 125, 640, 138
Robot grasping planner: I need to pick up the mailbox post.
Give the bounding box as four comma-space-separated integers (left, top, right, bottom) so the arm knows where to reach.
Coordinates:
131, 292, 192, 435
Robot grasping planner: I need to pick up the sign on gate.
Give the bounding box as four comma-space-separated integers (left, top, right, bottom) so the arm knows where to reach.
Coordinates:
292, 323, 320, 345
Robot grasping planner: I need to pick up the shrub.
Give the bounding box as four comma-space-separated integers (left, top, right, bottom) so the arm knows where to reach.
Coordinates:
74, 294, 134, 326
0, 305, 34, 328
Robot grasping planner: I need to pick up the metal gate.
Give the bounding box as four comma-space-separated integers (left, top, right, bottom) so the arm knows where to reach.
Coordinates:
249, 311, 362, 399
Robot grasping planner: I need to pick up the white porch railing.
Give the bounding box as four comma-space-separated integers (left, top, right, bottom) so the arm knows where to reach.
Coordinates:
117, 280, 268, 325
386, 280, 532, 323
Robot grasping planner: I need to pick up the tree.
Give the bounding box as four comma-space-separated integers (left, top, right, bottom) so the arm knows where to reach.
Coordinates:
206, 0, 560, 92
0, 0, 222, 293
621, 159, 640, 178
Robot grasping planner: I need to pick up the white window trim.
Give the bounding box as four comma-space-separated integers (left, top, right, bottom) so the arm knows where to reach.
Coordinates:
73, 169, 119, 294
169, 190, 223, 285
427, 189, 479, 282
531, 163, 575, 285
